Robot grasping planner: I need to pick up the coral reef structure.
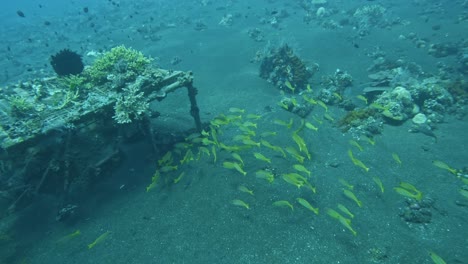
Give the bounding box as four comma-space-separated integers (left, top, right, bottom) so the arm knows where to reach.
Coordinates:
259, 44, 316, 93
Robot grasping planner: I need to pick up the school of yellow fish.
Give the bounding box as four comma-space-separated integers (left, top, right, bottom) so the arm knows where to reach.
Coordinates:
52, 85, 461, 263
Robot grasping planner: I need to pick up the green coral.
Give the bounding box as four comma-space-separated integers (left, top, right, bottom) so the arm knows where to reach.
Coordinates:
8, 95, 35, 117
112, 78, 150, 124
86, 45, 152, 85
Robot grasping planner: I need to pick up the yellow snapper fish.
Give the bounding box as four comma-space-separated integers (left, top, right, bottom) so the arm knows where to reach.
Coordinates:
246, 113, 262, 120
56, 230, 81, 244
273, 200, 294, 211
343, 189, 362, 207
231, 152, 244, 165
326, 209, 357, 236
173, 172, 185, 184
261, 139, 286, 158
292, 164, 311, 177
337, 204, 354, 219
253, 152, 271, 163
394, 182, 422, 201
347, 149, 369, 172
229, 107, 245, 114
232, 199, 250, 209
274, 118, 294, 129
392, 153, 402, 165
223, 161, 247, 176
284, 80, 295, 93
296, 198, 319, 215
238, 185, 254, 196
432, 160, 458, 175
372, 176, 385, 193
428, 251, 446, 264
356, 95, 368, 104
255, 170, 275, 183
285, 146, 305, 163
348, 140, 363, 152
316, 100, 328, 112
88, 231, 110, 249
305, 122, 318, 131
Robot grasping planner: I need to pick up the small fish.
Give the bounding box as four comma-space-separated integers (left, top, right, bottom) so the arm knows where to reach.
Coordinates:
356, 95, 368, 104
241, 121, 257, 128
333, 92, 343, 101
285, 147, 305, 163
348, 149, 369, 172
231, 153, 244, 165
291, 133, 310, 160
277, 100, 290, 110
323, 113, 335, 122
392, 153, 402, 165
211, 145, 217, 163
348, 140, 363, 151
292, 164, 311, 177
338, 178, 354, 190
197, 146, 211, 158
369, 103, 388, 111
337, 204, 354, 219
255, 170, 275, 183
158, 151, 173, 166
312, 115, 323, 124
210, 125, 219, 146
305, 122, 318, 131
238, 125, 256, 136
246, 113, 262, 120
429, 251, 446, 264
173, 172, 185, 184
229, 107, 245, 113
242, 138, 260, 147
326, 209, 357, 236
459, 188, 468, 199
362, 136, 375, 146
282, 173, 305, 188
232, 199, 250, 209
303, 95, 317, 105
17, 10, 26, 18
296, 198, 319, 215
223, 161, 247, 176
317, 100, 328, 112
260, 131, 277, 137
432, 160, 457, 175
273, 200, 294, 211
253, 152, 271, 163
394, 182, 422, 201
201, 130, 210, 137
88, 231, 110, 249
261, 140, 286, 157
219, 143, 248, 152
343, 189, 362, 207
306, 84, 313, 92
56, 230, 81, 244
160, 165, 177, 173
238, 185, 254, 196
180, 149, 194, 165
284, 80, 295, 93
201, 138, 216, 146
274, 118, 294, 129
146, 171, 160, 192
372, 176, 384, 193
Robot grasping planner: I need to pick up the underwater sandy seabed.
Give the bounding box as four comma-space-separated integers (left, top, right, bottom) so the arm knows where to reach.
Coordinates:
0, 1, 467, 263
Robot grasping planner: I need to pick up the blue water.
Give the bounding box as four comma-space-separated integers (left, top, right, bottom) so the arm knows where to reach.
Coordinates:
0, 1, 467, 263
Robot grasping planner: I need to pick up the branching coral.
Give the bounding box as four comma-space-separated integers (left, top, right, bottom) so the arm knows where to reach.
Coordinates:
86, 45, 152, 85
